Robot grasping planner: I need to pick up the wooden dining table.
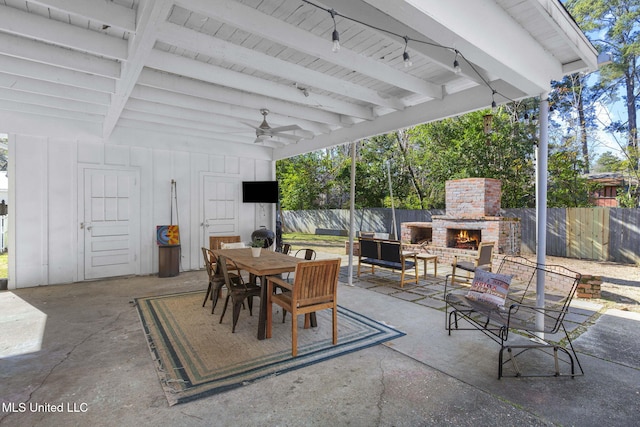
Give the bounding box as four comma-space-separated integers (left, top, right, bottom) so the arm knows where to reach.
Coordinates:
212, 247, 303, 340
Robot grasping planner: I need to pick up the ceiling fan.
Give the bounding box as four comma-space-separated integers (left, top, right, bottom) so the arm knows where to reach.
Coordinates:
243, 109, 310, 144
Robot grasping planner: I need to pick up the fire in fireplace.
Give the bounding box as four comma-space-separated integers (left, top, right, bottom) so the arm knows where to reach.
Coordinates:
446, 228, 481, 250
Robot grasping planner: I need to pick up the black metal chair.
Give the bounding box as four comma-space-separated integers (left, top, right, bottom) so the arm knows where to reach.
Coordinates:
201, 247, 225, 314
294, 248, 316, 260
285, 248, 316, 282
218, 255, 261, 333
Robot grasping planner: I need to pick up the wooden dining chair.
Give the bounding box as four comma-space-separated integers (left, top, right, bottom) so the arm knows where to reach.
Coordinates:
218, 255, 261, 333
220, 241, 246, 249
209, 235, 241, 250
266, 258, 341, 357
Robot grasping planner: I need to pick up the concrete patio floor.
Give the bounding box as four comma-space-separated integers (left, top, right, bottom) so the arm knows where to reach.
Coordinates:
1, 258, 639, 427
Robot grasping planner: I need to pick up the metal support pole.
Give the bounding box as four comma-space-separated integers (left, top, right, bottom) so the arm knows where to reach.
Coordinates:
347, 142, 357, 286
536, 92, 549, 336
387, 161, 397, 240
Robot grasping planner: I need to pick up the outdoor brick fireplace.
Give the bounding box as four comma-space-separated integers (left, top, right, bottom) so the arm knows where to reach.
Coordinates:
401, 178, 520, 264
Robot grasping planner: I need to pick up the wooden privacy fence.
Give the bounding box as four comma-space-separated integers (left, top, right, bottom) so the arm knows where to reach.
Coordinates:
281, 208, 640, 264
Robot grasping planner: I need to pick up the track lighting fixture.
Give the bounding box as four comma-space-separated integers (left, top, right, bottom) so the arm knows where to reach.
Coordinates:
329, 9, 340, 52
301, 0, 508, 111
403, 36, 412, 68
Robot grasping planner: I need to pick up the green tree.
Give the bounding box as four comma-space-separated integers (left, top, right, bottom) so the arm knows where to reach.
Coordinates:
550, 73, 599, 173
547, 140, 593, 207
334, 135, 402, 208
278, 99, 604, 210
593, 151, 625, 172
0, 134, 7, 171
276, 153, 326, 209
408, 108, 537, 208
567, 0, 640, 173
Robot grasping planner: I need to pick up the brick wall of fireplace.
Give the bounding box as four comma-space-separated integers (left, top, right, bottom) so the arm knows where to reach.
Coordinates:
401, 178, 520, 265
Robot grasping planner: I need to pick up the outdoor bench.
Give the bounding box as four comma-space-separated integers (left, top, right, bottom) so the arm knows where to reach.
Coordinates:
357, 238, 418, 287
444, 255, 584, 379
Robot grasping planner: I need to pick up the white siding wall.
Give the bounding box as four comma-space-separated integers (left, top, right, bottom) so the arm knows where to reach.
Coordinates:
9, 134, 275, 289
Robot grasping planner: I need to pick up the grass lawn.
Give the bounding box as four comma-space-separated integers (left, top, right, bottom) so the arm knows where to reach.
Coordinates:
0, 252, 6, 278
281, 233, 347, 255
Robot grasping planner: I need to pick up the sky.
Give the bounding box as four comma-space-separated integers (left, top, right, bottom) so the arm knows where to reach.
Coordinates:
593, 100, 626, 157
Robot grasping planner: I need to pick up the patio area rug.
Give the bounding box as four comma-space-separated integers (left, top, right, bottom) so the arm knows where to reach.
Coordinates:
135, 291, 405, 406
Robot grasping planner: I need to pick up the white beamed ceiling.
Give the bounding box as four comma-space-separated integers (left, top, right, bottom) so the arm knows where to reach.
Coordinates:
0, 0, 597, 159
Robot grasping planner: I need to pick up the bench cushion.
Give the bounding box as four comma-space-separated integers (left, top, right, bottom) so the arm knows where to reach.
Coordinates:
466, 269, 512, 307
361, 257, 414, 270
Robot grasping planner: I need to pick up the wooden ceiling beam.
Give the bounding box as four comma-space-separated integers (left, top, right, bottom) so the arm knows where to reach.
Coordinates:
137, 68, 344, 127
176, 0, 443, 99
0, 4, 126, 60
0, 32, 120, 78
102, 0, 174, 139
26, 0, 136, 34
146, 49, 375, 120
157, 22, 406, 111
0, 72, 110, 105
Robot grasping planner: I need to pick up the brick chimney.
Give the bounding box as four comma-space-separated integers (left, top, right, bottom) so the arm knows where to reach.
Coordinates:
445, 178, 501, 219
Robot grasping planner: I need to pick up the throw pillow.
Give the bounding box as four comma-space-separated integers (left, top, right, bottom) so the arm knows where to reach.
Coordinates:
466, 268, 512, 307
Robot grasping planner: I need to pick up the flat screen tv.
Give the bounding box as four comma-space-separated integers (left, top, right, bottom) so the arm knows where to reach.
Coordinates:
242, 181, 279, 203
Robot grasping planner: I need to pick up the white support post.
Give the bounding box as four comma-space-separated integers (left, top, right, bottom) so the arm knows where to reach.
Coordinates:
387, 161, 397, 240
347, 141, 357, 286
536, 92, 549, 336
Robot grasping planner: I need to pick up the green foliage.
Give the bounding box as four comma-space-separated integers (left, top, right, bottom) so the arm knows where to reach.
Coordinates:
617, 189, 638, 207
547, 144, 593, 207
249, 238, 264, 248
276, 151, 344, 210
593, 151, 625, 172
277, 106, 542, 209
0, 252, 6, 278
0, 134, 7, 171
407, 109, 537, 208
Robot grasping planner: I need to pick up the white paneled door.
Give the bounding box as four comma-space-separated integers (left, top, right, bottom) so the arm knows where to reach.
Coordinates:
82, 168, 140, 280
201, 174, 240, 249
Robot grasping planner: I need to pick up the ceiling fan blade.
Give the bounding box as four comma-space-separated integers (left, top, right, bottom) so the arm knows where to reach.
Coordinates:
297, 129, 315, 139
240, 121, 260, 130
272, 133, 302, 141
269, 124, 301, 133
